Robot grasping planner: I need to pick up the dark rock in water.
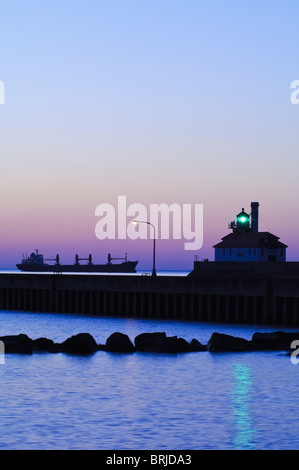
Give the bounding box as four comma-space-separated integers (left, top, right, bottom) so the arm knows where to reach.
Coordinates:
164, 336, 191, 353
32, 337, 56, 352
60, 333, 98, 354
134, 332, 206, 353
189, 338, 207, 352
135, 332, 167, 352
0, 334, 33, 354
0, 333, 32, 344
3, 342, 32, 354
105, 332, 135, 353
207, 332, 262, 352
252, 331, 299, 350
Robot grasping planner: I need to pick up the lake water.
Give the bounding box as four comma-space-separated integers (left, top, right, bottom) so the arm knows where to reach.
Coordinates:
0, 309, 298, 450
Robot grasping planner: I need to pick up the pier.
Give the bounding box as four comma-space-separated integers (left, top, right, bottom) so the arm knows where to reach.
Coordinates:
1, 261, 299, 326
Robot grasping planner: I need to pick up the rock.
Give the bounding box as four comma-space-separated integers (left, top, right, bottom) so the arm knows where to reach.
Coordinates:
134, 332, 206, 353
3, 342, 32, 354
0, 333, 32, 344
135, 332, 167, 352
60, 333, 98, 354
189, 338, 207, 352
252, 331, 299, 350
0, 334, 33, 354
105, 332, 135, 353
163, 336, 191, 353
207, 332, 262, 352
32, 337, 57, 352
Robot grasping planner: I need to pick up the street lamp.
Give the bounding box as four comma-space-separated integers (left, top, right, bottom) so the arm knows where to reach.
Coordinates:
132, 220, 157, 277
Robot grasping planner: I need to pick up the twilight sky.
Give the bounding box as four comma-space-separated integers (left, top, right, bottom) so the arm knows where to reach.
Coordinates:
0, 0, 299, 270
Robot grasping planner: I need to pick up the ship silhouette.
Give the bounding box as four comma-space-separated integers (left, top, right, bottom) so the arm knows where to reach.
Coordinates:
17, 250, 138, 273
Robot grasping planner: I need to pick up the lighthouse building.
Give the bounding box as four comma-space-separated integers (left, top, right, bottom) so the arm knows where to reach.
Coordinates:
214, 202, 287, 262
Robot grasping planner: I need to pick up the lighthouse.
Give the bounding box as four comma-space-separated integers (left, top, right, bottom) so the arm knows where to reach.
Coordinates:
213, 202, 287, 262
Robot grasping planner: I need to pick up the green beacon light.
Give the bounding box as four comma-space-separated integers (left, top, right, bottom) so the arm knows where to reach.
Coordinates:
235, 208, 250, 231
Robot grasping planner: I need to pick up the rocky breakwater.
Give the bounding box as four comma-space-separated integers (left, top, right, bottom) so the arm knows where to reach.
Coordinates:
102, 331, 206, 353
134, 332, 206, 353
0, 333, 100, 355
0, 332, 206, 355
0, 330, 298, 355
207, 331, 299, 352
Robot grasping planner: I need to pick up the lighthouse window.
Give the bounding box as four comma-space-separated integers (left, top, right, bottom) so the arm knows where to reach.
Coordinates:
261, 249, 264, 256
223, 249, 225, 256
230, 249, 232, 256
249, 249, 251, 256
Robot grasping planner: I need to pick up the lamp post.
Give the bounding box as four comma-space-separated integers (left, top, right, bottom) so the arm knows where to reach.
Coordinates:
132, 220, 157, 277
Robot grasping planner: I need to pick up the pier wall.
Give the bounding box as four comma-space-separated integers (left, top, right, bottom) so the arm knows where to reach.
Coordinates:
0, 271, 299, 326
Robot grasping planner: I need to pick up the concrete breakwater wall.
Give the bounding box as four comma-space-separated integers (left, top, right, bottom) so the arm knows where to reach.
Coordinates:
0, 271, 299, 326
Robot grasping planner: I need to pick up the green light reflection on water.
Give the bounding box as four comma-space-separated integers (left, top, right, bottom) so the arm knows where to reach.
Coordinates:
231, 363, 256, 450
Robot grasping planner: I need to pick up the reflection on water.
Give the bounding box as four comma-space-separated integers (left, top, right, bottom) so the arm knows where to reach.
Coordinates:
0, 311, 298, 449
231, 364, 256, 450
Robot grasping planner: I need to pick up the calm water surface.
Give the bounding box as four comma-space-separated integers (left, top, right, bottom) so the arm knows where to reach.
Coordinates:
0, 309, 298, 450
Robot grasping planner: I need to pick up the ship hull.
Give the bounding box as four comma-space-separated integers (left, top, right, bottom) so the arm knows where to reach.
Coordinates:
16, 261, 138, 273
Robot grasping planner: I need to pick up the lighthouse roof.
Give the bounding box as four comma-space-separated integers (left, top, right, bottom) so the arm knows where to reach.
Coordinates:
213, 231, 288, 249
237, 208, 249, 217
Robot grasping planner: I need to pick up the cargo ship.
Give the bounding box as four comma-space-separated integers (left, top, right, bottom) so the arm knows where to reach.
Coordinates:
16, 250, 138, 273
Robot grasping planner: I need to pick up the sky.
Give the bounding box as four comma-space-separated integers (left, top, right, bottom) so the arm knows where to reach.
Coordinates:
0, 0, 299, 270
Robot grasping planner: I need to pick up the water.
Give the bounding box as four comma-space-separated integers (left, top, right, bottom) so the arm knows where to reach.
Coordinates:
0, 269, 190, 276
0, 309, 298, 450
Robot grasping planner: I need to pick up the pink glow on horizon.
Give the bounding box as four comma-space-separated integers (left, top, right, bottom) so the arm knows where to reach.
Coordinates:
0, 194, 298, 269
